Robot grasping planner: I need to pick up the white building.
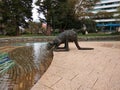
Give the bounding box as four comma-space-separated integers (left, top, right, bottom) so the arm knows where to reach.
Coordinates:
93, 0, 120, 31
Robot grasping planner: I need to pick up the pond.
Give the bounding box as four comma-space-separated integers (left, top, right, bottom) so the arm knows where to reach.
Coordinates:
0, 42, 53, 90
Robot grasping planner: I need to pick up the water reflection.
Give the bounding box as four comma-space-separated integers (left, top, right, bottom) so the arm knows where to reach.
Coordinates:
0, 42, 53, 90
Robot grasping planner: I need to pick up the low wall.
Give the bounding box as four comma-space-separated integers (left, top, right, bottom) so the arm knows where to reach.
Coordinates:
0, 35, 120, 43
78, 35, 120, 41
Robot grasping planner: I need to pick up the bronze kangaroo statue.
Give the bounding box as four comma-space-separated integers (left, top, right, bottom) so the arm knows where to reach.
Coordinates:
48, 30, 94, 51
50, 30, 81, 51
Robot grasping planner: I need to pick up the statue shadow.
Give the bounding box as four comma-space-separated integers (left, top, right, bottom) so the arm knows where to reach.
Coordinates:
53, 47, 94, 52
53, 49, 70, 52
79, 47, 94, 50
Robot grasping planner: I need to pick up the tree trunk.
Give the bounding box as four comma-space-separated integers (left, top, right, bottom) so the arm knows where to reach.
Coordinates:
16, 25, 20, 36
46, 24, 51, 36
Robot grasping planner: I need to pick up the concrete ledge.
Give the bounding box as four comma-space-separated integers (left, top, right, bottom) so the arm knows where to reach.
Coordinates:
78, 35, 120, 41
0, 35, 120, 43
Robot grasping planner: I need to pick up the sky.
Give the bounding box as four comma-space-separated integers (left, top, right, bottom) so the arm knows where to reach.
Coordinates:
32, 0, 45, 22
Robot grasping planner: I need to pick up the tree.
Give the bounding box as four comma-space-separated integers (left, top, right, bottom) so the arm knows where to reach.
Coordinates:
36, 0, 78, 33
36, 0, 99, 34
81, 18, 97, 33
0, 0, 33, 36
27, 21, 41, 34
35, 0, 53, 35
117, 6, 120, 18
50, 0, 78, 30
94, 11, 113, 19
75, 0, 99, 19
0, 0, 5, 35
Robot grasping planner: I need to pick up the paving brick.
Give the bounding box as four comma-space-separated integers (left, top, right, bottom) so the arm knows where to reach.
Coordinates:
32, 41, 120, 90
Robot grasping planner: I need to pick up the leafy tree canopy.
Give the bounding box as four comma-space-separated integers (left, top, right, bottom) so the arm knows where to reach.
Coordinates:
35, 0, 99, 33
0, 0, 33, 35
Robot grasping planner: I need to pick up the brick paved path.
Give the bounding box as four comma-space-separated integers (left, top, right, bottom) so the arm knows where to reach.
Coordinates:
32, 41, 120, 90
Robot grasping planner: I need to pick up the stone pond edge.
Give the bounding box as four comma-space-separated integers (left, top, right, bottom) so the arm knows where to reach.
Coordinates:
0, 35, 120, 43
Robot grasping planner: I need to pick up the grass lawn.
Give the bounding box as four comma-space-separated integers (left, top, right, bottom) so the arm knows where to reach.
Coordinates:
0, 32, 119, 38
